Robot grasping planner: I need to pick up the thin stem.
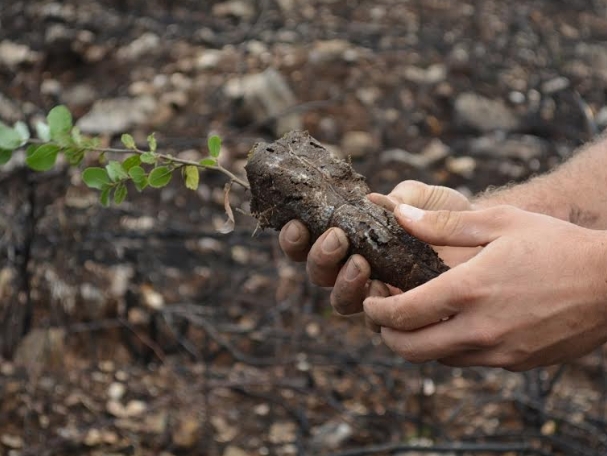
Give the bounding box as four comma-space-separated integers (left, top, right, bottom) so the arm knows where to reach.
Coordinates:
26, 139, 251, 189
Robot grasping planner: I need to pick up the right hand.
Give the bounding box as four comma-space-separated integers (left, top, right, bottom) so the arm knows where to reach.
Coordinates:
278, 181, 478, 322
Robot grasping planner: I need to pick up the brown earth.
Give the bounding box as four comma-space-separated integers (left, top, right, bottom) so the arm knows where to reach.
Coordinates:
1, 1, 607, 455
246, 131, 447, 292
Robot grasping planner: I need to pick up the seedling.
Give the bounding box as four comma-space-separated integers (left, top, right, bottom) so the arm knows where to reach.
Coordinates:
0, 106, 447, 291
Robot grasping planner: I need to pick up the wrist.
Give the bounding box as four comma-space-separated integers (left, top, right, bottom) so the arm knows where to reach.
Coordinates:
472, 175, 572, 223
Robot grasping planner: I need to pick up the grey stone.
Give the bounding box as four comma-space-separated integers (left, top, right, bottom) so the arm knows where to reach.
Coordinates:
446, 156, 476, 178
0, 92, 23, 123
541, 76, 570, 94
14, 328, 66, 368
454, 93, 519, 132
309, 39, 352, 64
380, 139, 450, 169
61, 83, 97, 107
575, 43, 607, 81
341, 131, 375, 158
224, 68, 301, 136
403, 64, 447, 85
469, 134, 547, 161
395, 438, 456, 456
117, 32, 160, 60
310, 421, 353, 450
77, 96, 157, 134
212, 0, 255, 20
0, 40, 40, 70
196, 49, 222, 70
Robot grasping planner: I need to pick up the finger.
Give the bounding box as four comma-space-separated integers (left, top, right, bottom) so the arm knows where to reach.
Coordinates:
364, 280, 391, 333
439, 350, 513, 368
390, 180, 471, 211
306, 228, 349, 287
395, 204, 513, 247
364, 268, 466, 331
330, 255, 371, 315
389, 180, 431, 208
365, 316, 381, 333
368, 193, 398, 211
380, 319, 472, 364
279, 220, 311, 262
440, 351, 537, 371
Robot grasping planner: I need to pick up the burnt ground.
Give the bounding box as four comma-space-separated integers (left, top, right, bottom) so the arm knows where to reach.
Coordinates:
1, 1, 607, 455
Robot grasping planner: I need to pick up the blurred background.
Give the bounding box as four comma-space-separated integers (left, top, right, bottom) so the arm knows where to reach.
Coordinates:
1, 0, 607, 455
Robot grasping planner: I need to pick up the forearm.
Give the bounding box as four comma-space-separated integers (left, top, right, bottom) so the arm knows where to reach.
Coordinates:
474, 135, 607, 229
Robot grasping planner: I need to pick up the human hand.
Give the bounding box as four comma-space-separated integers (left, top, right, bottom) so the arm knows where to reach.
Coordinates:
278, 181, 474, 319
364, 204, 607, 371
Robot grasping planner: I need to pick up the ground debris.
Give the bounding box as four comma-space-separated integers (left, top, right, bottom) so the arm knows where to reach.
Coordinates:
1, 1, 607, 455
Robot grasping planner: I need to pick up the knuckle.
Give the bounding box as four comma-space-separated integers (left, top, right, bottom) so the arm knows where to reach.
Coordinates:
330, 285, 362, 315
452, 274, 488, 304
489, 204, 519, 222
468, 323, 500, 348
391, 180, 427, 205
425, 185, 448, 209
402, 350, 427, 364
503, 347, 532, 370
382, 332, 425, 363
487, 353, 519, 369
388, 302, 413, 330
330, 295, 350, 315
306, 258, 334, 287
433, 210, 461, 236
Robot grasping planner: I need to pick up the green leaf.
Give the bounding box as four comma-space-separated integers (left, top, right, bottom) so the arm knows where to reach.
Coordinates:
113, 183, 128, 205
0, 122, 21, 150
47, 105, 73, 141
81, 135, 100, 149
140, 152, 157, 164
35, 121, 51, 142
0, 149, 12, 165
100, 186, 111, 207
208, 135, 221, 158
106, 160, 128, 182
14, 121, 30, 145
148, 166, 172, 188
64, 147, 85, 166
82, 167, 111, 190
128, 166, 148, 191
147, 133, 157, 152
184, 165, 199, 191
199, 158, 216, 167
128, 165, 146, 181
71, 127, 83, 146
134, 176, 148, 192
26, 144, 38, 157
122, 154, 141, 172
121, 134, 136, 150
25, 144, 60, 171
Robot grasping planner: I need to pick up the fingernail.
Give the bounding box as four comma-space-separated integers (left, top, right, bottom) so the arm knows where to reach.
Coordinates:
285, 222, 301, 243
369, 280, 386, 297
397, 204, 424, 222
322, 229, 342, 253
345, 257, 360, 281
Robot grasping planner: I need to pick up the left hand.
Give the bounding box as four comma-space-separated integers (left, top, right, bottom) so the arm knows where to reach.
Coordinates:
364, 204, 607, 371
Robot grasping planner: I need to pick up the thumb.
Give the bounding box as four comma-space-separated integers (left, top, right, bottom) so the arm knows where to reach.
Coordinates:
388, 180, 472, 211
395, 204, 509, 247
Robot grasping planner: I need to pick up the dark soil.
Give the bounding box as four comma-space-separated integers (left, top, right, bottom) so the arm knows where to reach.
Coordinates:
247, 131, 447, 291
2, 1, 607, 455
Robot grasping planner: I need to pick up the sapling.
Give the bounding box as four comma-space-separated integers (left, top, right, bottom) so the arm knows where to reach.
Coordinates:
0, 106, 447, 291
